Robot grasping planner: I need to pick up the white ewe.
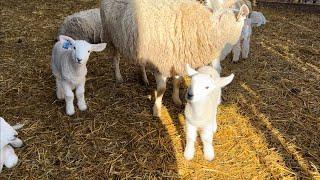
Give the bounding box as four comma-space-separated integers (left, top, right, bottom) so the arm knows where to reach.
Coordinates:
51, 35, 106, 115
183, 63, 234, 161
101, 0, 249, 117
0, 117, 23, 173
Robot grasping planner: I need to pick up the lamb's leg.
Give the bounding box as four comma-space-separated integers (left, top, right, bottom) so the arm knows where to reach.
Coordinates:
62, 82, 75, 116
3, 145, 18, 169
76, 82, 87, 111
113, 52, 123, 83
200, 125, 215, 161
184, 122, 197, 160
232, 40, 241, 62
242, 36, 250, 59
141, 65, 149, 86
172, 76, 182, 106
56, 79, 65, 100
153, 73, 167, 117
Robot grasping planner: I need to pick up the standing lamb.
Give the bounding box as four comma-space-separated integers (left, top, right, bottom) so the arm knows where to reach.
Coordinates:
232, 18, 252, 62
51, 35, 106, 116
58, 8, 103, 44
100, 0, 249, 117
250, 11, 267, 27
183, 63, 234, 161
0, 117, 24, 173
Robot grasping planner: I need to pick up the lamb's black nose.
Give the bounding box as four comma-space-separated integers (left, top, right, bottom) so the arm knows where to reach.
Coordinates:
77, 58, 82, 63
187, 91, 193, 100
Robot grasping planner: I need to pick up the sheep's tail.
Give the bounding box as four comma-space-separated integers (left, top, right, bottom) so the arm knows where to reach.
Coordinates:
12, 123, 24, 130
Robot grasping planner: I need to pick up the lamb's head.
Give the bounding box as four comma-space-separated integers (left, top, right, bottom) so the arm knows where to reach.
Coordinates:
58, 35, 107, 65
185, 64, 234, 102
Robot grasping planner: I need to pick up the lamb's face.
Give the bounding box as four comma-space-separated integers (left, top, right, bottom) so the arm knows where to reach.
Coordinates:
187, 74, 216, 102
71, 40, 92, 65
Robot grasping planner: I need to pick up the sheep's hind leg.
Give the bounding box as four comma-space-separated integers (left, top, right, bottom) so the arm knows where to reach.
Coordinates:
141, 65, 149, 86
172, 76, 182, 106
76, 82, 87, 111
153, 73, 167, 117
56, 79, 65, 100
113, 52, 124, 83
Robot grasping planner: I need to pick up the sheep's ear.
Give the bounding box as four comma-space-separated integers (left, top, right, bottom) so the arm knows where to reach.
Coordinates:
237, 5, 249, 21
91, 43, 107, 52
186, 64, 198, 77
217, 73, 234, 88
59, 35, 75, 45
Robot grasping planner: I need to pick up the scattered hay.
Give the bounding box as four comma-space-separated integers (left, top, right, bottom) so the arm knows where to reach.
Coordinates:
0, 0, 319, 178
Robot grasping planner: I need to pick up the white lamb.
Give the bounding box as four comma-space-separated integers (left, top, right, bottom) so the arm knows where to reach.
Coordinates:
0, 117, 24, 173
58, 8, 103, 44
232, 18, 252, 62
250, 11, 267, 27
51, 35, 106, 116
183, 63, 234, 161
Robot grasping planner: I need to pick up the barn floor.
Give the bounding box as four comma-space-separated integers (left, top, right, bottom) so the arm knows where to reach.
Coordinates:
0, 0, 319, 179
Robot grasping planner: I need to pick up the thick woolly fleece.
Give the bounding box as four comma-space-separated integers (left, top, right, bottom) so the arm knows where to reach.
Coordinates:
58, 8, 103, 44
101, 0, 246, 77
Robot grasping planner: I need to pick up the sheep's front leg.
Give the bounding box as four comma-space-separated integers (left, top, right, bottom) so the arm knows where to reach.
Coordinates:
56, 79, 65, 100
141, 65, 149, 86
76, 82, 87, 111
62, 82, 75, 116
113, 52, 123, 83
3, 145, 18, 169
200, 125, 215, 161
10, 138, 23, 148
242, 36, 250, 59
184, 122, 197, 160
172, 76, 182, 106
153, 73, 167, 117
232, 40, 241, 62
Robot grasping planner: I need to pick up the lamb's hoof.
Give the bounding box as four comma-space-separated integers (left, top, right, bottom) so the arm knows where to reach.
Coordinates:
78, 103, 87, 111
184, 147, 195, 160
116, 76, 124, 83
153, 106, 161, 117
173, 98, 182, 106
4, 155, 18, 168
203, 147, 215, 161
143, 79, 150, 86
57, 93, 65, 100
232, 60, 239, 64
66, 107, 75, 116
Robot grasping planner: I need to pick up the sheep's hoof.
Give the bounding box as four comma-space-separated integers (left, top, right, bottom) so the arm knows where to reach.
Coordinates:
66, 107, 75, 116
184, 147, 195, 160
203, 147, 215, 161
173, 98, 182, 106
143, 79, 150, 86
78, 103, 87, 111
152, 105, 161, 117
116, 76, 124, 83
57, 93, 65, 100
232, 60, 239, 64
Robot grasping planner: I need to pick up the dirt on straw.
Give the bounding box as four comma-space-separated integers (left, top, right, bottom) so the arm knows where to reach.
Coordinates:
0, 0, 319, 179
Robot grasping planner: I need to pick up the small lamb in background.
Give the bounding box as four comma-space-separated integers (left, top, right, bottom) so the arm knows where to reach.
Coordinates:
232, 18, 252, 62
0, 117, 24, 173
51, 35, 106, 116
250, 11, 267, 27
183, 62, 234, 161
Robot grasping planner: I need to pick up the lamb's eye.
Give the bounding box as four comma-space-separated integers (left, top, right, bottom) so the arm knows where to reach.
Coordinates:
88, 50, 90, 53
73, 47, 76, 50
205, 86, 209, 89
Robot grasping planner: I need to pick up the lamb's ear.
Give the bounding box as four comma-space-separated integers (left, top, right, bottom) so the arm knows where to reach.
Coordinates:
91, 43, 107, 52
237, 5, 249, 21
217, 73, 234, 88
59, 35, 75, 45
186, 64, 198, 77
